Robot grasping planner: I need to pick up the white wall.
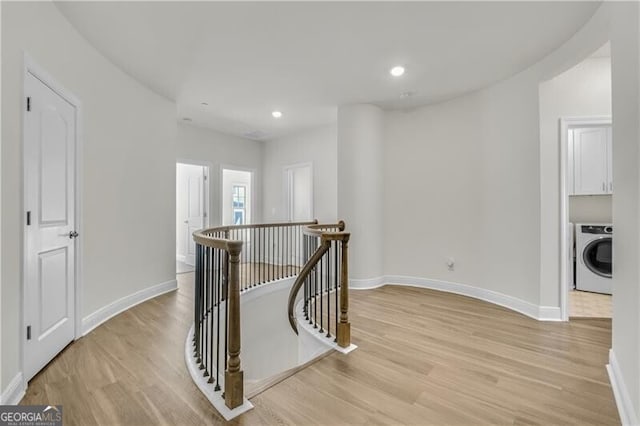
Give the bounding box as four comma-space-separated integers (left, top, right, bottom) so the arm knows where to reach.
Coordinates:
382, 4, 613, 310
262, 125, 337, 224
2, 2, 176, 391
610, 2, 640, 421
176, 123, 262, 227
337, 105, 384, 280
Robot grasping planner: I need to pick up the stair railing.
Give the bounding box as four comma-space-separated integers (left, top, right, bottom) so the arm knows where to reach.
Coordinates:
191, 220, 316, 410
287, 221, 351, 348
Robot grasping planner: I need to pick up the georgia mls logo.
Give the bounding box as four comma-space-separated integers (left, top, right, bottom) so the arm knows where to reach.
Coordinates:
0, 405, 63, 426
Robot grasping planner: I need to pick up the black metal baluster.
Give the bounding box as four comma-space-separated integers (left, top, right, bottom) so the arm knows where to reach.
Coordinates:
194, 244, 201, 359
313, 240, 318, 328
328, 243, 332, 337
223, 250, 229, 390
214, 248, 221, 391
202, 247, 209, 373
319, 249, 324, 334
208, 246, 214, 380
335, 242, 339, 342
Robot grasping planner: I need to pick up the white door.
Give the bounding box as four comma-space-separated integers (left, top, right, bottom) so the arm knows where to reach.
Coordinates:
24, 72, 77, 381
177, 164, 206, 266
573, 127, 609, 195
286, 165, 313, 222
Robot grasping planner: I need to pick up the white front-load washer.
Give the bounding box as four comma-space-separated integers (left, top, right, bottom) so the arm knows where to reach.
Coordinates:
575, 223, 612, 294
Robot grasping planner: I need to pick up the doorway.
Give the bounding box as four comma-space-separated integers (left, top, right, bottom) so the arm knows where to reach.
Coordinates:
284, 163, 313, 222
221, 168, 253, 225
562, 118, 613, 319
176, 162, 209, 273
23, 58, 82, 382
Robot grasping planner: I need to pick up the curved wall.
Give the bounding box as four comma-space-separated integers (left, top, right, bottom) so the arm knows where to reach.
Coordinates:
337, 104, 384, 280
2, 2, 177, 392
382, 4, 611, 309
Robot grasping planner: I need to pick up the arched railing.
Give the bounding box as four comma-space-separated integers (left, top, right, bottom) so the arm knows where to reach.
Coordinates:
287, 222, 351, 348
191, 220, 316, 410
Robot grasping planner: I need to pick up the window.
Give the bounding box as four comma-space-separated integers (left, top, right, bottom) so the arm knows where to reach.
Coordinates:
232, 185, 247, 225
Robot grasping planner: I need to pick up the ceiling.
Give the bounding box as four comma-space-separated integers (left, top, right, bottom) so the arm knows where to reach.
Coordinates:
55, 1, 601, 141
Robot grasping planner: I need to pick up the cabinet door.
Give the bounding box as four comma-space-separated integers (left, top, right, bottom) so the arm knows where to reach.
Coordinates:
606, 126, 613, 194
573, 127, 609, 195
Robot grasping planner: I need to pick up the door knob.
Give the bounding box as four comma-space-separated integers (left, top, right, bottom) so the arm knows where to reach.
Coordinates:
68, 231, 79, 239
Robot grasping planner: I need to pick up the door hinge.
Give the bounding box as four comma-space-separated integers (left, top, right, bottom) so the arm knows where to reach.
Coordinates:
26, 211, 31, 226
26, 325, 31, 340
26, 97, 31, 112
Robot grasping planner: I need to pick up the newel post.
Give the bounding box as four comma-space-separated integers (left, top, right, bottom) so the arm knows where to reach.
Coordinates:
225, 240, 244, 409
337, 236, 351, 348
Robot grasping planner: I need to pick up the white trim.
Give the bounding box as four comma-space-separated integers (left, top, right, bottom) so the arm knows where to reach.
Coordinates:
349, 276, 386, 290
1, 373, 26, 405
220, 164, 257, 225
538, 306, 562, 321
184, 326, 254, 420
559, 116, 612, 321
176, 254, 187, 263
22, 53, 85, 388
351, 275, 562, 321
607, 349, 639, 426
81, 279, 177, 335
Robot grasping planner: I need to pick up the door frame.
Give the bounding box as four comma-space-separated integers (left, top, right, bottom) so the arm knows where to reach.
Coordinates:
21, 53, 84, 384
559, 116, 611, 321
283, 162, 314, 222
176, 159, 211, 264
220, 164, 256, 225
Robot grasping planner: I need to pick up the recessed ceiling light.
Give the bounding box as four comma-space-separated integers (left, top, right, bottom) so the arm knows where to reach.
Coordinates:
400, 91, 416, 98
272, 111, 283, 118
182, 117, 192, 122
390, 66, 405, 77
201, 102, 209, 106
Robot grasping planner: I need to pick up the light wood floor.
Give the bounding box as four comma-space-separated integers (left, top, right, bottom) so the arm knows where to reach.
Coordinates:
22, 274, 619, 425
570, 289, 612, 318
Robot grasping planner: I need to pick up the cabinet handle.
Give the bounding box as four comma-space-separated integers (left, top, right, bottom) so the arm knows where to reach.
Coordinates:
602, 182, 605, 191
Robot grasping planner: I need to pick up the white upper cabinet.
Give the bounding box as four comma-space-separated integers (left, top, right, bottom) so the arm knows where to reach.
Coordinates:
569, 126, 612, 195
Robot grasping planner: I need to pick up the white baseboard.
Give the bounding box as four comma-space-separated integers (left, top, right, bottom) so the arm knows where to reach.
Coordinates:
538, 306, 562, 321
349, 276, 386, 290
82, 279, 178, 335
351, 275, 562, 322
1, 373, 25, 405
607, 349, 639, 426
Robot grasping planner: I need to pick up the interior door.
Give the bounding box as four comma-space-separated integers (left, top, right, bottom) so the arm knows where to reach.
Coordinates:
24, 72, 77, 381
177, 164, 206, 266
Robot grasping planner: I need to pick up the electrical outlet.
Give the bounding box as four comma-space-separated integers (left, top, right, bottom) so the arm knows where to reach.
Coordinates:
446, 257, 455, 271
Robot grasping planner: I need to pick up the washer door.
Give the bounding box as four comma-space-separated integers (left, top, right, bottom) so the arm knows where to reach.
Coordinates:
583, 237, 612, 278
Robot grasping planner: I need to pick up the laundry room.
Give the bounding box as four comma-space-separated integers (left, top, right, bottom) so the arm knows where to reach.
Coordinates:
540, 43, 612, 319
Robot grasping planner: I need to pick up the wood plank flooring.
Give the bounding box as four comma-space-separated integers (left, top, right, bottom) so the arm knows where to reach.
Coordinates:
22, 274, 619, 425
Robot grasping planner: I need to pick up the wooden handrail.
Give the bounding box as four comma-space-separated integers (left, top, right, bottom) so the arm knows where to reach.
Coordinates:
287, 223, 351, 348
287, 240, 331, 334
196, 220, 318, 240
191, 219, 351, 414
